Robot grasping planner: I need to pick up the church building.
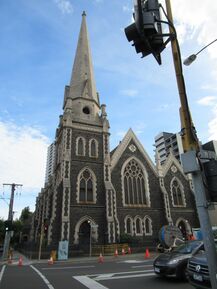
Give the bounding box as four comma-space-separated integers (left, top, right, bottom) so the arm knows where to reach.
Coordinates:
32, 12, 199, 253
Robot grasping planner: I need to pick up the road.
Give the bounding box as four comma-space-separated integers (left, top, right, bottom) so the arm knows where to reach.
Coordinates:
0, 256, 194, 289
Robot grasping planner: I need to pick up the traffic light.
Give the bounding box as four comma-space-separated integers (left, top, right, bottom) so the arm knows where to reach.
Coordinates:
4, 220, 13, 231
203, 160, 217, 202
125, 0, 165, 64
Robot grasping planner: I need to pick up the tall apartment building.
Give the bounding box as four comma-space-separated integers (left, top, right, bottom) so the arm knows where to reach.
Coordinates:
45, 142, 56, 185
154, 132, 184, 165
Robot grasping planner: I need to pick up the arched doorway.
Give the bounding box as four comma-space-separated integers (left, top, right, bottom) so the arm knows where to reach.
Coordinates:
79, 221, 91, 253
176, 219, 191, 240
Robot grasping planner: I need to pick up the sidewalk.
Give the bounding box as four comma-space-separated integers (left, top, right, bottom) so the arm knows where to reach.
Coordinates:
1, 251, 158, 266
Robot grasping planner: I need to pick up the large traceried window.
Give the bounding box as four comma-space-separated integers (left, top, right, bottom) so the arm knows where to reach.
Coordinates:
78, 168, 96, 203
123, 158, 149, 206
76, 137, 85, 156
171, 178, 185, 207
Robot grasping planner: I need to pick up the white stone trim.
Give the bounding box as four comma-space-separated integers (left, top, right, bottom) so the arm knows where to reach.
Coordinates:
76, 167, 97, 203
134, 216, 143, 236
121, 156, 151, 207
76, 136, 86, 156
89, 138, 98, 158
124, 215, 134, 235
74, 216, 98, 244
111, 128, 158, 176
170, 177, 186, 207
144, 216, 153, 236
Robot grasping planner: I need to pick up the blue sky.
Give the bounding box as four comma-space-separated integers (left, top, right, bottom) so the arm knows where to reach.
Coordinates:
0, 0, 217, 219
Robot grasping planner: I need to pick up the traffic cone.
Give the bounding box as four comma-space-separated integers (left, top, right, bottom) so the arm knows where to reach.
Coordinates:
114, 248, 118, 257
128, 247, 132, 254
122, 248, 125, 256
18, 256, 23, 266
8, 254, 12, 264
48, 256, 54, 265
145, 248, 150, 259
98, 253, 104, 263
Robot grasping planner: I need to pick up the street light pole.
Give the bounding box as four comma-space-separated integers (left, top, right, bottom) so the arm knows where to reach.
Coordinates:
88, 220, 92, 257
183, 38, 217, 66
2, 183, 22, 261
165, 1, 217, 288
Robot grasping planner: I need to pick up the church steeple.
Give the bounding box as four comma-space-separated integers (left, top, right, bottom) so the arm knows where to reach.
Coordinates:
69, 11, 99, 106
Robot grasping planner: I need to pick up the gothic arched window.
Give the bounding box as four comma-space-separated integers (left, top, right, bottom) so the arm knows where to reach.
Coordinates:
171, 178, 185, 207
125, 217, 133, 235
89, 139, 98, 158
76, 137, 85, 156
78, 168, 96, 203
135, 217, 142, 235
123, 158, 149, 206
144, 216, 152, 235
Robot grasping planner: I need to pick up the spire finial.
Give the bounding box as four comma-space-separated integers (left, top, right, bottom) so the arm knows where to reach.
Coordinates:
82, 11, 86, 17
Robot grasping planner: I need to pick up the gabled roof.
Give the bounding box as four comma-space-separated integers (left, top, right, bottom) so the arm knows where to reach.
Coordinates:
111, 128, 158, 176
160, 151, 188, 180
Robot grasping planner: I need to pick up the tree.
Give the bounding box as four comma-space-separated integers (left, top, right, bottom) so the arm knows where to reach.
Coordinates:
0, 218, 5, 243
19, 207, 32, 223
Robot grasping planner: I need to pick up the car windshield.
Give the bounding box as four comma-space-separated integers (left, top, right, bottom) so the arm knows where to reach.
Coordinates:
173, 241, 202, 254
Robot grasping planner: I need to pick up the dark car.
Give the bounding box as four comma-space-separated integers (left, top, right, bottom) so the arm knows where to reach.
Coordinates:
153, 240, 203, 280
187, 240, 217, 288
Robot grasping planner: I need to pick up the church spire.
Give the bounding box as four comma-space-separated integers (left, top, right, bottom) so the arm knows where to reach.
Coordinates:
69, 11, 99, 105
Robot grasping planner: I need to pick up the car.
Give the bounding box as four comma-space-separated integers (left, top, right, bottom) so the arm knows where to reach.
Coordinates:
153, 240, 203, 280
187, 240, 217, 288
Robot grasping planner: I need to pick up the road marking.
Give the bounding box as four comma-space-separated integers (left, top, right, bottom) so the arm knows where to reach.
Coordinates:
0, 265, 6, 284
30, 265, 55, 289
87, 269, 151, 277
117, 259, 153, 264
131, 264, 153, 268
73, 276, 109, 289
94, 270, 154, 281
42, 265, 95, 270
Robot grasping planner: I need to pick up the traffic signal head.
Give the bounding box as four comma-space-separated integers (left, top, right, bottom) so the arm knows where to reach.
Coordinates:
125, 0, 165, 64
203, 160, 217, 202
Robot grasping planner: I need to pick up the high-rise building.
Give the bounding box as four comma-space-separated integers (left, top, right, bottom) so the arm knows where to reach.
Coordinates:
32, 13, 199, 254
45, 142, 55, 185
154, 132, 184, 165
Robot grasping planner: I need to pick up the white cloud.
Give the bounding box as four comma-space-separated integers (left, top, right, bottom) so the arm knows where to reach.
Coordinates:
208, 106, 217, 140
197, 96, 217, 106
54, 0, 73, 14
120, 89, 138, 97
170, 0, 217, 57
0, 121, 49, 192
123, 5, 131, 12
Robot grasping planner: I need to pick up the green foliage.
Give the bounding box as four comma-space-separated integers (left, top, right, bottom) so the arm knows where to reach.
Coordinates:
19, 206, 32, 223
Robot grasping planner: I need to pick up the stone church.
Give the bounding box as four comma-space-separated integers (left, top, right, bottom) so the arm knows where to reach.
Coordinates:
32, 12, 199, 253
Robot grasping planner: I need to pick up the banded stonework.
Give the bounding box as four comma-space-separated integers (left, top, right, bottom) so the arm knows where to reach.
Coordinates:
31, 13, 199, 254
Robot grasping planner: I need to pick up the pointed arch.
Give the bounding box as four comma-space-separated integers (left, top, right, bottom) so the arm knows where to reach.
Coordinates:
121, 157, 150, 207
74, 216, 98, 244
144, 216, 153, 235
76, 136, 86, 156
89, 138, 98, 158
76, 167, 97, 203
124, 215, 133, 235
134, 216, 143, 236
170, 177, 186, 207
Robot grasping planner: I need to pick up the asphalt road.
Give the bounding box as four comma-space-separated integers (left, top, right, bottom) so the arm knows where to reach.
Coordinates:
0, 257, 194, 289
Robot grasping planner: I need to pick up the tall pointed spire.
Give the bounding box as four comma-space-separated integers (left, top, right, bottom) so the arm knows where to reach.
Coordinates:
69, 12, 99, 105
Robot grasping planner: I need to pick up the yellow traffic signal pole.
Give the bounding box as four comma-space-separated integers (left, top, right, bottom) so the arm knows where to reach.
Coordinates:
165, 1, 217, 287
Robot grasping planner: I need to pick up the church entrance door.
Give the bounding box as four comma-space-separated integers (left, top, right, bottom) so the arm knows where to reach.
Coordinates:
79, 221, 91, 253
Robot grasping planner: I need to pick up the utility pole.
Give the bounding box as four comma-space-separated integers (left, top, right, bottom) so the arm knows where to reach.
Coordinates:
165, 1, 217, 288
2, 183, 22, 260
